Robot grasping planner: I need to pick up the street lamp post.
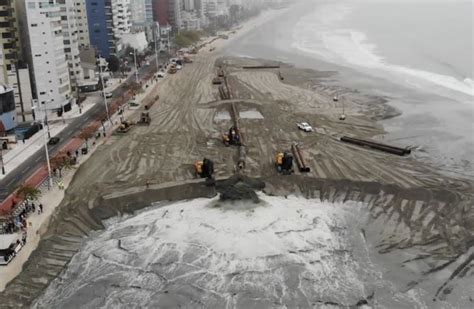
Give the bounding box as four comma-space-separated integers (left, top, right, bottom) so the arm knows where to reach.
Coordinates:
154, 27, 159, 70
59, 101, 65, 124
130, 49, 139, 83
42, 115, 53, 190
42, 102, 51, 139
98, 57, 112, 126
0, 148, 5, 175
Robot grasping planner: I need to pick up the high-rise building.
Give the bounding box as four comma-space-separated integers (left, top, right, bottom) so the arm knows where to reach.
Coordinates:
130, 0, 147, 28
145, 0, 154, 23
58, 0, 83, 93
0, 0, 34, 124
87, 0, 131, 58
153, 0, 169, 27
74, 0, 90, 48
17, 0, 72, 118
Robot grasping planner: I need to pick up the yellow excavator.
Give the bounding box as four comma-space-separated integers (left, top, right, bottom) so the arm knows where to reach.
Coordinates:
275, 151, 293, 175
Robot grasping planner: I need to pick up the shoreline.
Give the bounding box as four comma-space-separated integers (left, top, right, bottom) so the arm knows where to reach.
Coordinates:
1, 7, 473, 308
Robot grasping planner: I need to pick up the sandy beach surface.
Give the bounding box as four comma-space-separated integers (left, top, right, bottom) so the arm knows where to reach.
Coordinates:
1, 6, 473, 308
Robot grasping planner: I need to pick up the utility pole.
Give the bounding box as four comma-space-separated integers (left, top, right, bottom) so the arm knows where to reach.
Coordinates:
130, 49, 138, 83
0, 148, 5, 175
154, 25, 159, 70
59, 100, 65, 124
99, 57, 112, 125
42, 103, 51, 139
42, 116, 53, 190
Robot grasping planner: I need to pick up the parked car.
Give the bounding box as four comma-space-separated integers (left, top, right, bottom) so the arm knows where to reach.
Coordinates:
48, 137, 60, 145
156, 71, 165, 78
176, 64, 182, 70
105, 92, 113, 98
297, 122, 313, 132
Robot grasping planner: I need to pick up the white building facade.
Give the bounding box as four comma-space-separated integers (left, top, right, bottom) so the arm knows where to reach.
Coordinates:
59, 0, 83, 92
74, 0, 90, 48
18, 0, 71, 117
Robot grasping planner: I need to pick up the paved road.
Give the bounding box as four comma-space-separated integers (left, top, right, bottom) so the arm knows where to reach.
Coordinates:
0, 60, 160, 201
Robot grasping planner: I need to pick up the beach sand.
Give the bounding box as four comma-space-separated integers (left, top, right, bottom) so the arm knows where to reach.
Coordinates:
0, 7, 473, 308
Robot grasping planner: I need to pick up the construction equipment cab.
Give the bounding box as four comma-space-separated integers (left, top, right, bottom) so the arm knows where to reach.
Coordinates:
195, 158, 214, 179
222, 126, 241, 146
275, 152, 294, 174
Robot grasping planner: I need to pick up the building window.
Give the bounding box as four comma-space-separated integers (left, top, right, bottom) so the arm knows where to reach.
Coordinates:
28, 2, 36, 9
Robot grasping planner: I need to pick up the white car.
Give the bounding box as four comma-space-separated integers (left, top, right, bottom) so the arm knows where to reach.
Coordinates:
156, 71, 165, 78
176, 64, 182, 70
105, 92, 113, 98
297, 122, 313, 132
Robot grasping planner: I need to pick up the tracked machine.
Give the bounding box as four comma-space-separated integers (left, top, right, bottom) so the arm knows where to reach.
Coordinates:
194, 158, 215, 179
275, 152, 294, 175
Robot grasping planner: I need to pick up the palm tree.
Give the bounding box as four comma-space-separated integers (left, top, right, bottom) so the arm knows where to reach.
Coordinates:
16, 183, 41, 201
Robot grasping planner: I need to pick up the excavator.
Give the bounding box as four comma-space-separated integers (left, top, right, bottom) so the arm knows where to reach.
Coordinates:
194, 158, 214, 179
222, 126, 241, 146
275, 151, 294, 175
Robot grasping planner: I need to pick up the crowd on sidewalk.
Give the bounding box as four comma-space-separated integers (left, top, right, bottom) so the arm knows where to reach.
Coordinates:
1, 200, 44, 236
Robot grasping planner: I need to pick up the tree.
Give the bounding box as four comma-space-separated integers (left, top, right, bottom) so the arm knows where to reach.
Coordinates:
78, 126, 96, 149
16, 183, 41, 201
175, 31, 201, 48
50, 151, 73, 177
125, 81, 142, 95
107, 55, 120, 72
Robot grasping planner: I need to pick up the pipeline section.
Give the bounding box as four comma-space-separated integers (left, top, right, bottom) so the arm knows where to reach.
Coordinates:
291, 143, 310, 173
340, 136, 411, 156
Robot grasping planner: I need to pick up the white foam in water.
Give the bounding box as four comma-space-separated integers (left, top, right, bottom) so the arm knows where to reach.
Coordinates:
292, 1, 474, 98
33, 195, 426, 308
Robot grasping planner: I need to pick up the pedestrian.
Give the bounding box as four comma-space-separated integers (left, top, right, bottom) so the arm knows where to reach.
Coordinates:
39, 203, 43, 214
21, 231, 27, 245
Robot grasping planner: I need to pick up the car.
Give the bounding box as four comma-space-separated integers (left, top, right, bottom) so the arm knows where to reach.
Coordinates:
297, 122, 313, 132
176, 64, 182, 70
48, 137, 60, 145
105, 92, 113, 98
156, 71, 165, 78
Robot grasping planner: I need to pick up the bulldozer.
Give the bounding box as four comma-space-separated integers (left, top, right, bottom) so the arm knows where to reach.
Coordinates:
275, 152, 294, 174
137, 112, 151, 125
168, 64, 177, 74
222, 126, 241, 146
194, 158, 214, 179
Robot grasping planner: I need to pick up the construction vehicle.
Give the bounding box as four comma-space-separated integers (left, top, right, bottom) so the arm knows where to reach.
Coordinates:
222, 126, 241, 146
194, 158, 214, 179
137, 112, 151, 125
168, 64, 177, 74
275, 151, 294, 174
117, 120, 133, 133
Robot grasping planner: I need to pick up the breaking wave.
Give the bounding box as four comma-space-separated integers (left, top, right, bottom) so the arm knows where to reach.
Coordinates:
292, 2, 474, 98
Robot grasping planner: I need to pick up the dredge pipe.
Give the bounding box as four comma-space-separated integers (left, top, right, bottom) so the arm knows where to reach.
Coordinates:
340, 136, 411, 156
230, 103, 244, 144
291, 143, 310, 173
242, 66, 281, 69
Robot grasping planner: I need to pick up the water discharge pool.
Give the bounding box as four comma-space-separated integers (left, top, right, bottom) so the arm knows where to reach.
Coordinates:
33, 195, 425, 308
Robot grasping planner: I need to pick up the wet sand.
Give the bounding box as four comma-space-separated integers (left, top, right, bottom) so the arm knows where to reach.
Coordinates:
1, 14, 473, 307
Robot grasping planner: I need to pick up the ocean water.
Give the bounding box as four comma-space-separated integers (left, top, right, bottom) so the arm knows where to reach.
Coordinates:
33, 195, 427, 308
223, 0, 474, 177
293, 0, 474, 98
